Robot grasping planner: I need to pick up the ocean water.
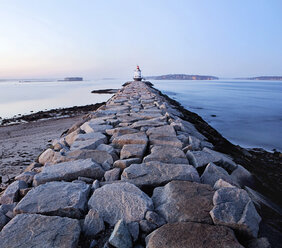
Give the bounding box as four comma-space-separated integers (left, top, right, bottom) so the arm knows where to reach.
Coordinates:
0, 79, 123, 118
0, 79, 281, 151
152, 80, 282, 152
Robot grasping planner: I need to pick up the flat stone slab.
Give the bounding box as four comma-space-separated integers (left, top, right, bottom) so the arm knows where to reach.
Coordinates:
146, 222, 243, 248
106, 127, 139, 137
146, 125, 177, 137
80, 122, 112, 134
149, 135, 183, 148
120, 144, 147, 159
130, 118, 167, 128
0, 214, 81, 248
33, 158, 104, 186
152, 181, 214, 224
70, 133, 107, 151
112, 132, 148, 148
121, 161, 200, 187
210, 187, 261, 238
88, 182, 153, 226
187, 148, 237, 170
67, 150, 114, 165
186, 150, 220, 168
131, 112, 163, 120
14, 181, 90, 218
143, 146, 188, 164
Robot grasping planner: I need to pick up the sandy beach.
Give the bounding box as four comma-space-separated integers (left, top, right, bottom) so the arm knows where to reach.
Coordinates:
0, 115, 84, 181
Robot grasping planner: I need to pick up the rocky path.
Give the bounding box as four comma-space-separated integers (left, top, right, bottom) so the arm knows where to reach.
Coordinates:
0, 81, 271, 247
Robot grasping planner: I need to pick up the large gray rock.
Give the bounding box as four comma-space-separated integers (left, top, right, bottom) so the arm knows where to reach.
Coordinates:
88, 182, 153, 226
106, 127, 139, 137
152, 181, 214, 224
130, 117, 167, 129
186, 148, 237, 171
96, 144, 118, 158
14, 181, 90, 219
81, 122, 113, 134
0, 211, 8, 231
146, 125, 176, 137
0, 180, 28, 204
231, 164, 254, 187
146, 222, 243, 248
148, 135, 183, 148
33, 158, 104, 186
210, 187, 261, 238
0, 214, 81, 248
143, 146, 188, 164
70, 133, 107, 150
109, 219, 133, 248
186, 150, 219, 168
203, 147, 237, 171
67, 150, 114, 165
130, 112, 163, 120
83, 209, 105, 237
200, 162, 237, 187
38, 148, 60, 165
121, 161, 199, 187
120, 144, 147, 159
112, 132, 148, 148
64, 129, 81, 146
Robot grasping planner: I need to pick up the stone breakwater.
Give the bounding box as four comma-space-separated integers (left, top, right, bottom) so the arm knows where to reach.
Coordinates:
0, 81, 271, 248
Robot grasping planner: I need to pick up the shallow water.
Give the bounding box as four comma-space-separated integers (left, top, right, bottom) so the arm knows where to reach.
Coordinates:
0, 79, 123, 118
152, 80, 282, 151
0, 79, 281, 151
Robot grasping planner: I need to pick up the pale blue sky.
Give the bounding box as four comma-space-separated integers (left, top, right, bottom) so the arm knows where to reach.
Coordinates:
0, 0, 281, 79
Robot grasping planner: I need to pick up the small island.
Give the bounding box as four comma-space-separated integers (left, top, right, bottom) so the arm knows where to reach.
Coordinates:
146, 74, 219, 80
235, 76, 282, 81
58, 77, 83, 81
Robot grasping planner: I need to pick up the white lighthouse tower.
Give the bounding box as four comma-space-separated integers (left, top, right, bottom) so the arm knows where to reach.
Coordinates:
133, 65, 142, 81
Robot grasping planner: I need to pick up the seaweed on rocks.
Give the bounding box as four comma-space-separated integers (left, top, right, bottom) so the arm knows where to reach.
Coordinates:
0, 103, 105, 126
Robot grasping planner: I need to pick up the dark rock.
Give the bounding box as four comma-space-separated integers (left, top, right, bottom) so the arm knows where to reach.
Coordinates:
0, 214, 81, 248
14, 181, 90, 219
145, 222, 243, 248
152, 181, 214, 224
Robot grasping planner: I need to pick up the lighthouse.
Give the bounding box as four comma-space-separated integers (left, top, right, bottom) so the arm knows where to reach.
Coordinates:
133, 65, 142, 81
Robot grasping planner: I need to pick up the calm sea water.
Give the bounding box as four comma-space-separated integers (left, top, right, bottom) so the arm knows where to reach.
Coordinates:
152, 80, 282, 152
0, 79, 123, 118
0, 79, 281, 151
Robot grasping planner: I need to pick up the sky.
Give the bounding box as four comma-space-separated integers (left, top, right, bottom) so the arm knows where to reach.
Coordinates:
0, 0, 281, 79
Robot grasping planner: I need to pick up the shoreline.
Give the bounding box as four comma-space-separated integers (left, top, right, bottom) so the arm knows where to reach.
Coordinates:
0, 102, 106, 186
0, 102, 105, 126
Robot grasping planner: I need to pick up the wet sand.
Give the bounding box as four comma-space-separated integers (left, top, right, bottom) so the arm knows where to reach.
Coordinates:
0, 115, 84, 180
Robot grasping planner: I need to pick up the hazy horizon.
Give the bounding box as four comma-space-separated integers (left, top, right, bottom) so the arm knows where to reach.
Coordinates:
1, 0, 281, 79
